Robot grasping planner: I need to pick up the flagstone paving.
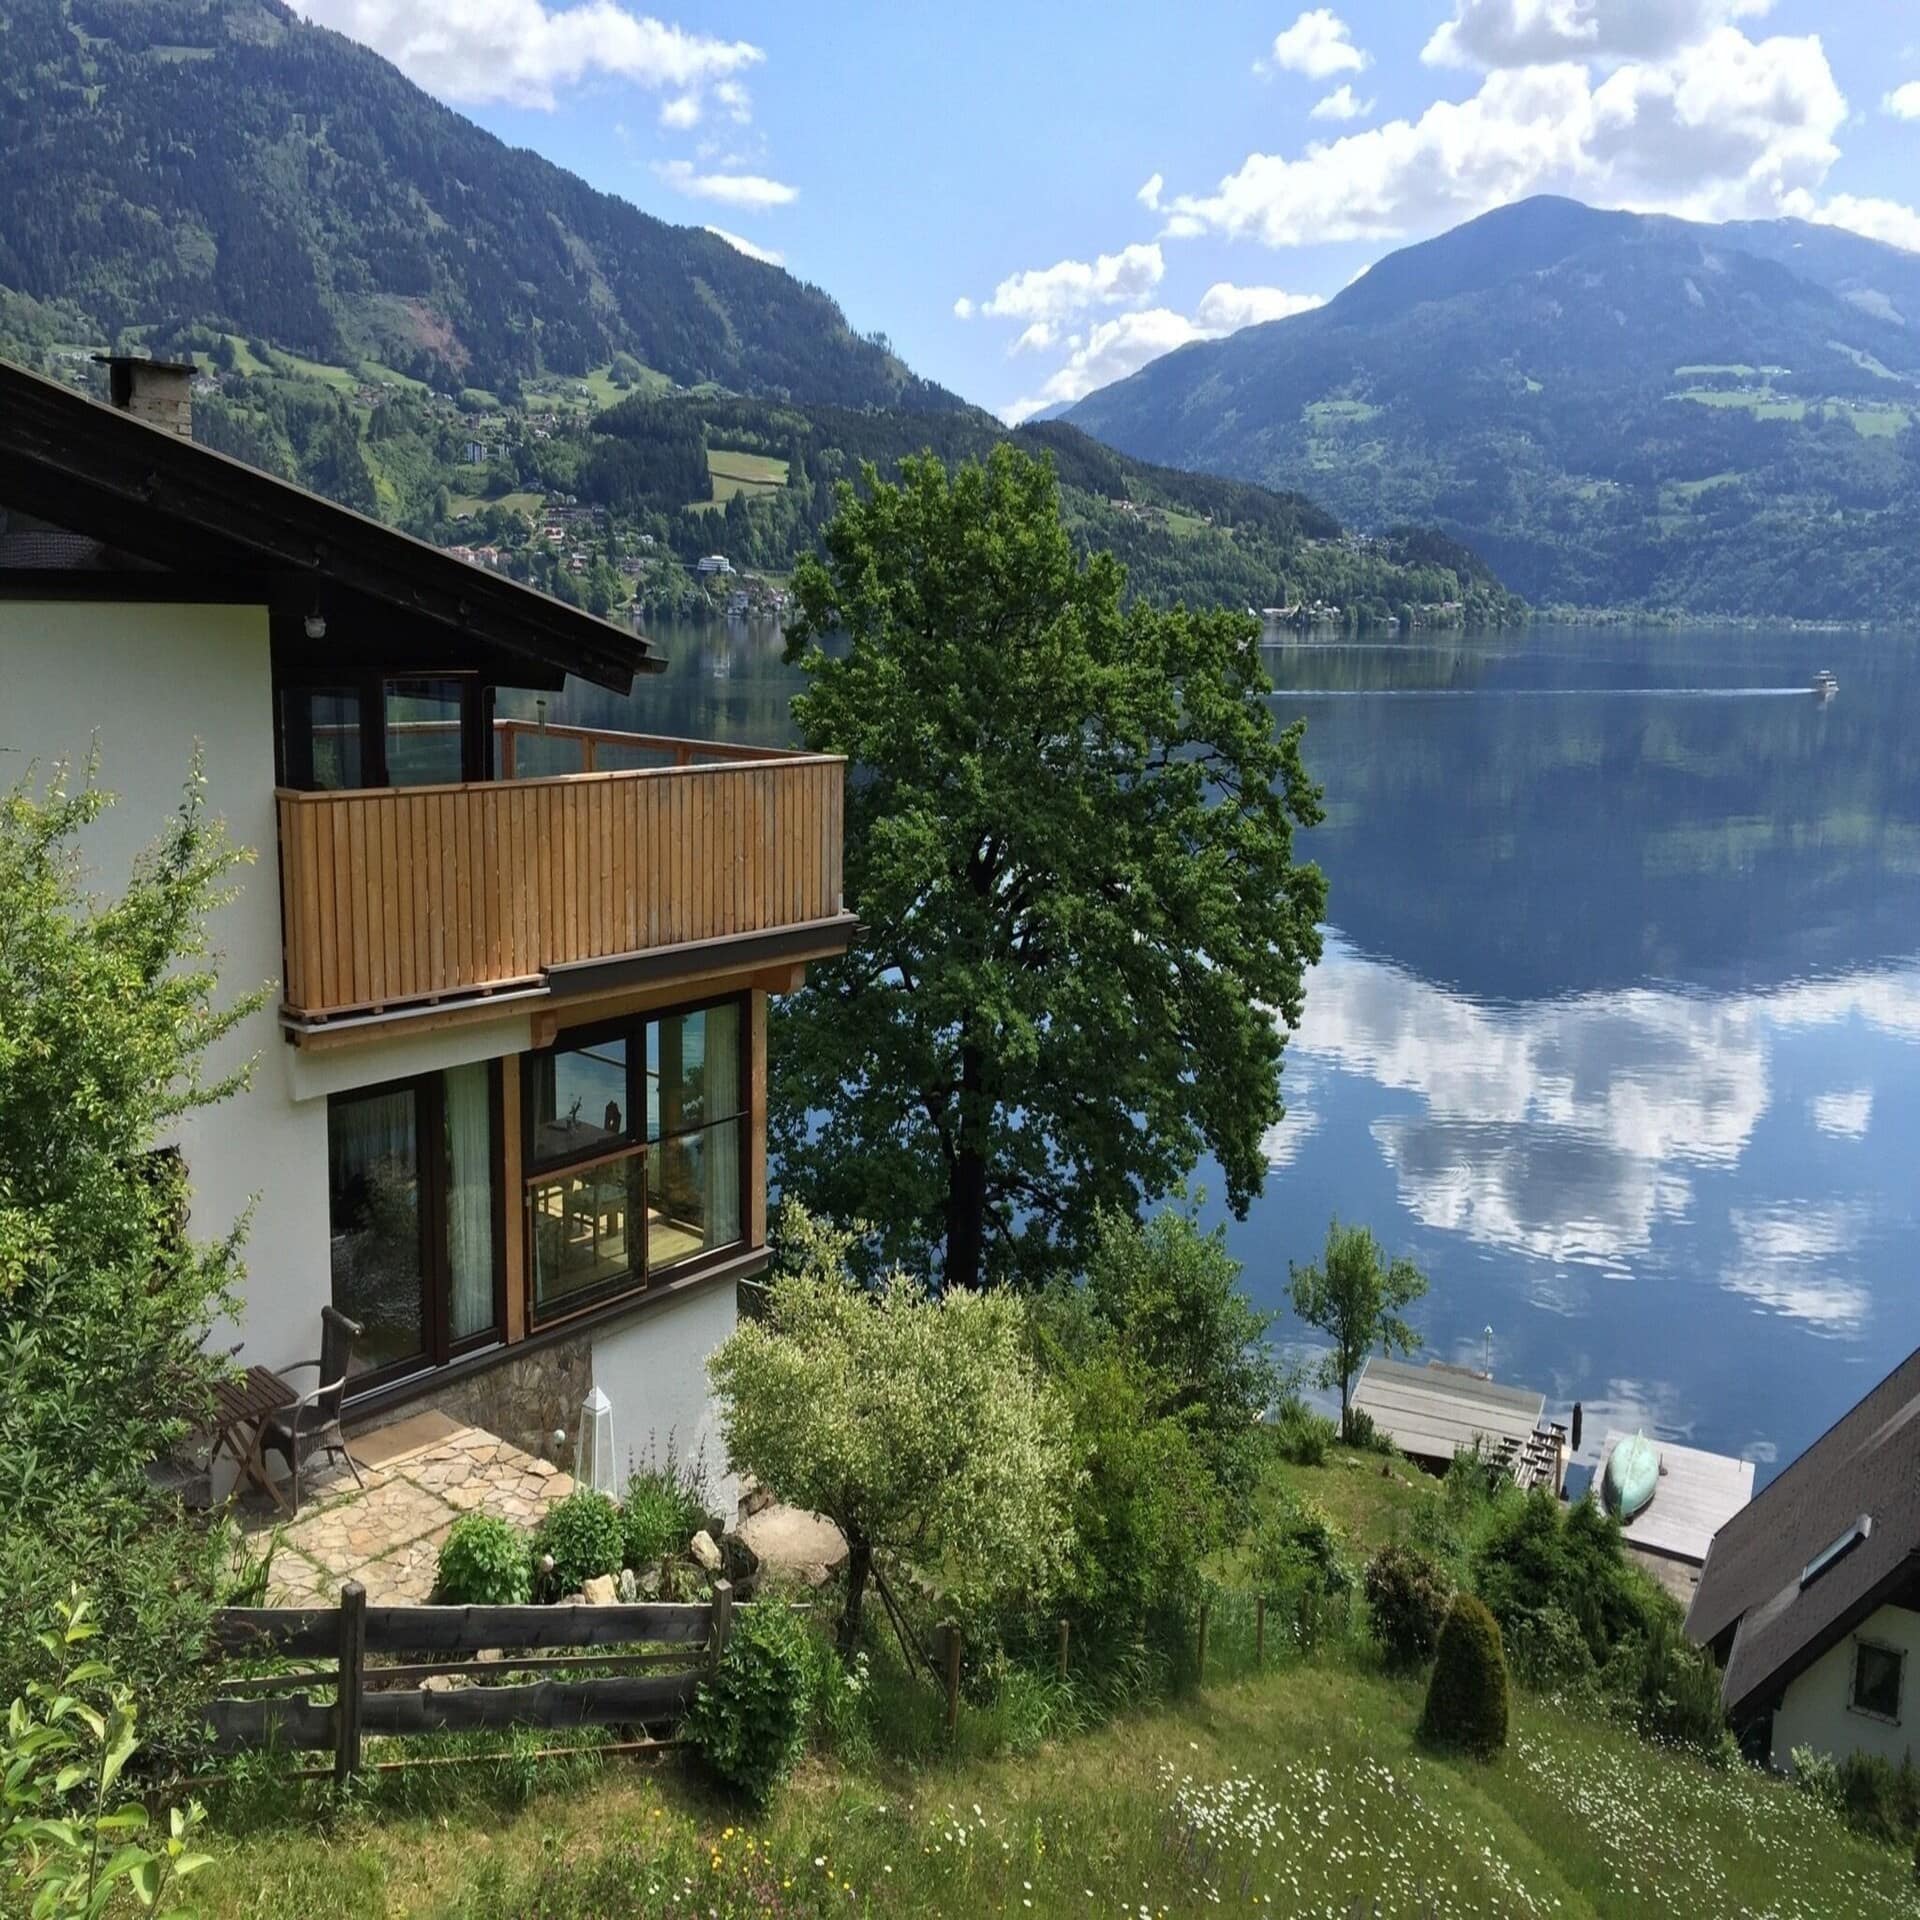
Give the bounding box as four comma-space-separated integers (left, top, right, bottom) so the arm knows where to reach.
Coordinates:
244, 1414, 575, 1606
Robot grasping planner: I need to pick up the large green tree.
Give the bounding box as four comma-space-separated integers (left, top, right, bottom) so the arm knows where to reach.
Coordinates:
775, 445, 1327, 1289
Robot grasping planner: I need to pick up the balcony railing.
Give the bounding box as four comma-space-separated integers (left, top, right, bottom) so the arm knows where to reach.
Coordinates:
276, 727, 846, 1023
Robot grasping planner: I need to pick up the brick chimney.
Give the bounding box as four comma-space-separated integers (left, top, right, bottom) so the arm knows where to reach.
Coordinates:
94, 353, 195, 440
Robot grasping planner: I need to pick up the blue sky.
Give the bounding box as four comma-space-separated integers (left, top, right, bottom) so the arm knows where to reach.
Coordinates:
296, 2, 1920, 418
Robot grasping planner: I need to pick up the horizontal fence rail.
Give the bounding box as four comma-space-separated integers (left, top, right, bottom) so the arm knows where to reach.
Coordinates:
276, 751, 845, 1020
204, 1584, 733, 1778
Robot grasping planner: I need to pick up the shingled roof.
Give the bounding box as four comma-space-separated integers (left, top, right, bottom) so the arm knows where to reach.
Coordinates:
1685, 1347, 1920, 1725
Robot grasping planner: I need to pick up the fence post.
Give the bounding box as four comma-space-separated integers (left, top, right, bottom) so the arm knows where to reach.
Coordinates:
1056, 1617, 1070, 1681
1196, 1602, 1210, 1681
709, 1580, 734, 1676
1255, 1595, 1266, 1667
335, 1580, 366, 1787
942, 1622, 962, 1738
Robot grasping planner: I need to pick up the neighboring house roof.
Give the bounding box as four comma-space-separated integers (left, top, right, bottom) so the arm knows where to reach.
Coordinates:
1685, 1346, 1920, 1724
0, 356, 657, 693
1349, 1356, 1544, 1463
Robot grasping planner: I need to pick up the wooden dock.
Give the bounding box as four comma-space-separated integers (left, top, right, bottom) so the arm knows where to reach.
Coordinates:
1593, 1432, 1755, 1602
1350, 1357, 1561, 1486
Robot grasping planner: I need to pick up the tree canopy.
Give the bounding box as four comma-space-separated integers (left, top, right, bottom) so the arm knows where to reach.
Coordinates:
773, 444, 1328, 1290
1288, 1219, 1429, 1437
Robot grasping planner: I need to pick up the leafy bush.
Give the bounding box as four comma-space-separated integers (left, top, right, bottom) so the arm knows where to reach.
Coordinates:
685, 1600, 814, 1805
1, 1591, 212, 1918
1270, 1400, 1338, 1467
621, 1434, 709, 1570
531, 1492, 623, 1597
1363, 1544, 1453, 1671
1616, 1615, 1729, 1756
1830, 1751, 1920, 1847
1344, 1407, 1394, 1455
435, 1514, 532, 1606
1504, 1602, 1599, 1696
1419, 1593, 1510, 1758
1246, 1482, 1354, 1603
1790, 1744, 1842, 1809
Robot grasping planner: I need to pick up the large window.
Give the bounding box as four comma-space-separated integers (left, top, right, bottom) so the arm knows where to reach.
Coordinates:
328, 1066, 502, 1388
278, 673, 488, 790
524, 998, 746, 1324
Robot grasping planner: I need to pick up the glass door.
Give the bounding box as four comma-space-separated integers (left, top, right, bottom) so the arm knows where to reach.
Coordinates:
384, 676, 469, 786
327, 1084, 429, 1381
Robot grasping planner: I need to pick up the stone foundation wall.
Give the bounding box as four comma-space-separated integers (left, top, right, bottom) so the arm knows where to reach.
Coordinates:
355, 1335, 594, 1466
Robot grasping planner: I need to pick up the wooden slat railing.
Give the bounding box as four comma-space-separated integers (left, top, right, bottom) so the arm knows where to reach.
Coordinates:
276, 752, 845, 1020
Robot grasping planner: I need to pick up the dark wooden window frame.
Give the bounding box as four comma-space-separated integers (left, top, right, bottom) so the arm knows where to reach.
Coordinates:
329, 1062, 507, 1397
520, 992, 751, 1334
1849, 1638, 1905, 1725
277, 670, 494, 791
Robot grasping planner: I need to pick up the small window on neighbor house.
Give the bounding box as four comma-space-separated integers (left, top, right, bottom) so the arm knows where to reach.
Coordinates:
1852, 1641, 1904, 1722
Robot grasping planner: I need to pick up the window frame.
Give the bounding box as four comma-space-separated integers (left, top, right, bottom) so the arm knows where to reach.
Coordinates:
327, 1063, 507, 1397
1850, 1639, 1905, 1725
277, 671, 493, 792
520, 993, 751, 1329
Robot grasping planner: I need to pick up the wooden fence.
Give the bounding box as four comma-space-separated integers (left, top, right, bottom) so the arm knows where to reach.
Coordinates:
206, 1581, 731, 1780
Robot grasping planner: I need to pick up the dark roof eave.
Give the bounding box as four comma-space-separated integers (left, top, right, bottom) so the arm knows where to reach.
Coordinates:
0, 358, 661, 693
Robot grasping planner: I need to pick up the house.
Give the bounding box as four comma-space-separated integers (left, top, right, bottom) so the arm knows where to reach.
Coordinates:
0, 354, 853, 1498
1687, 1348, 1920, 1769
696, 554, 734, 578
1591, 1432, 1754, 1605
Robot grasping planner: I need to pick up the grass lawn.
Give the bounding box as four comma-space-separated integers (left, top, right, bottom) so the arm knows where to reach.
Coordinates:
189, 1659, 1913, 1918
706, 448, 791, 505
1267, 1451, 1441, 1552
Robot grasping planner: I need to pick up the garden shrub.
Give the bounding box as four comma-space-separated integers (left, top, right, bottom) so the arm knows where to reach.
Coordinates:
621, 1434, 709, 1569
1270, 1400, 1338, 1467
1418, 1593, 1510, 1758
685, 1599, 814, 1805
1504, 1602, 1598, 1696
1829, 1750, 1920, 1847
531, 1491, 623, 1596
1363, 1543, 1453, 1671
435, 1514, 532, 1606
1246, 1482, 1354, 1603
1344, 1407, 1395, 1455
1617, 1615, 1729, 1756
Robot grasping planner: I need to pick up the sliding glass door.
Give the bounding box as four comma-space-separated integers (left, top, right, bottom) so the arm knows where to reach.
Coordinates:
327, 1065, 502, 1390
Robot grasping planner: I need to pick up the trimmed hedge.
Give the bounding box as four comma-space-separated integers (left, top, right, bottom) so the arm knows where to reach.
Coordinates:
1419, 1593, 1510, 1758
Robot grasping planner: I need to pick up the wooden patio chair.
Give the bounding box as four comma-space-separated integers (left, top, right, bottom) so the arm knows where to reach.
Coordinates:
259, 1306, 365, 1514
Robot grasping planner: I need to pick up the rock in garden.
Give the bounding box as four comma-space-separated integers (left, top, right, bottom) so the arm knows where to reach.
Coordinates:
615, 1568, 639, 1603
690, 1529, 723, 1573
582, 1573, 618, 1606
719, 1529, 762, 1595
735, 1504, 850, 1590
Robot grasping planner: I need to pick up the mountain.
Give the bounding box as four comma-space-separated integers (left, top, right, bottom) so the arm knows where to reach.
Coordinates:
1064, 197, 1920, 620
0, 0, 956, 409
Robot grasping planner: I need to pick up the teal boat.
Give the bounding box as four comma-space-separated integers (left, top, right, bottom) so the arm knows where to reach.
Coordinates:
1603, 1432, 1660, 1522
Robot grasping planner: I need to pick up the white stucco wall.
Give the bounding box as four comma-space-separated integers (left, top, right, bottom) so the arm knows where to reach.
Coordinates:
0, 600, 330, 1374
591, 1280, 741, 1517
1773, 1603, 1920, 1770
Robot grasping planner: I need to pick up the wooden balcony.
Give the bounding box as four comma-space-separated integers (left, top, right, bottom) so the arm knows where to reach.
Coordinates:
276, 725, 847, 1027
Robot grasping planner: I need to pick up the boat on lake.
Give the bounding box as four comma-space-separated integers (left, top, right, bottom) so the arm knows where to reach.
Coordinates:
1603, 1431, 1661, 1521
1812, 669, 1838, 699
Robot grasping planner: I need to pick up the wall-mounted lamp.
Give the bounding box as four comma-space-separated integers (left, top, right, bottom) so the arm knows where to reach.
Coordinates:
303, 601, 327, 641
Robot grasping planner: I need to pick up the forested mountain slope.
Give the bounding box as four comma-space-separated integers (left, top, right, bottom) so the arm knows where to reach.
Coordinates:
1064, 198, 1920, 620
0, 0, 955, 408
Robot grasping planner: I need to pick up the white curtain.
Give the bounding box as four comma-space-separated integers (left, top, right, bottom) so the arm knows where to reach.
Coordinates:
703, 1004, 741, 1248
445, 1062, 496, 1339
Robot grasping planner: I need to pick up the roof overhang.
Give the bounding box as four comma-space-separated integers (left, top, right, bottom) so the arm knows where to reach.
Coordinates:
0, 357, 660, 693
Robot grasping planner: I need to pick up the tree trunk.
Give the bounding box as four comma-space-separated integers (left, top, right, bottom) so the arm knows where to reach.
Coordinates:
943, 1041, 988, 1291
838, 1536, 873, 1660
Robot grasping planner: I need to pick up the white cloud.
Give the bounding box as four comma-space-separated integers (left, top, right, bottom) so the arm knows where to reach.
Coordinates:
292, 1, 762, 111
1263, 9, 1370, 81
1889, 82, 1920, 121
980, 242, 1165, 324
1004, 308, 1207, 423
1310, 84, 1375, 122
704, 225, 783, 266
1166, 31, 1846, 248
1784, 190, 1920, 254
952, 296, 975, 320
1011, 321, 1060, 355
659, 92, 700, 130
714, 78, 752, 123
1809, 1087, 1873, 1139
1136, 171, 1165, 211
1424, 0, 1772, 71
653, 159, 797, 208
1193, 282, 1324, 329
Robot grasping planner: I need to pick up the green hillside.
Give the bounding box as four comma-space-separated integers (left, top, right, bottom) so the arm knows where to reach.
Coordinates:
0, 0, 955, 409
1064, 197, 1920, 621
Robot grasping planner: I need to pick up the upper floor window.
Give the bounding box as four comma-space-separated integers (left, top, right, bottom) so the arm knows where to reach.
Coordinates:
1852, 1641, 1904, 1723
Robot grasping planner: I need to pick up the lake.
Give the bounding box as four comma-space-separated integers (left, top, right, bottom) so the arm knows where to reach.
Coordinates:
512, 619, 1920, 1490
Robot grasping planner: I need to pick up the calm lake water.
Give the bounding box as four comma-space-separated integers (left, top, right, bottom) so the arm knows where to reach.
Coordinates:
514, 620, 1920, 1490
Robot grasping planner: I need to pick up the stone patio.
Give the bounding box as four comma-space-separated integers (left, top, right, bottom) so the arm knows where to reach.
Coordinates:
245, 1409, 577, 1606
